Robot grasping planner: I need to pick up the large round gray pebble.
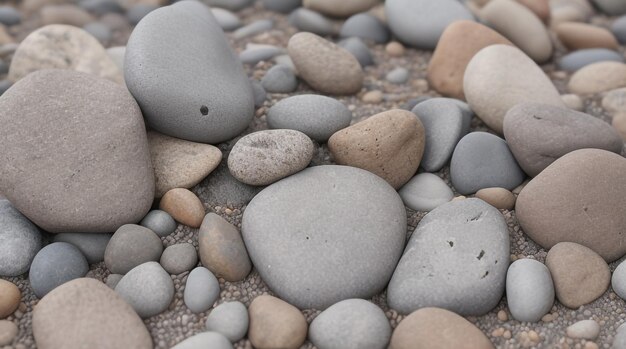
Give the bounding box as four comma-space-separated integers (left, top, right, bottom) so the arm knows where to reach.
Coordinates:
398, 173, 454, 212
505, 259, 554, 322
0, 200, 42, 277
205, 301, 249, 342
558, 48, 624, 72
53, 233, 112, 264
338, 37, 374, 67
104, 224, 163, 274
29, 242, 89, 298
261, 65, 298, 93
387, 198, 510, 315
140, 210, 177, 237
267, 94, 352, 142
612, 260, 626, 300
125, 1, 254, 144
184, 267, 220, 313
309, 299, 390, 349
242, 165, 407, 309
339, 13, 389, 44
172, 332, 233, 349
288, 8, 335, 37
450, 132, 526, 195
115, 262, 174, 318
160, 243, 198, 275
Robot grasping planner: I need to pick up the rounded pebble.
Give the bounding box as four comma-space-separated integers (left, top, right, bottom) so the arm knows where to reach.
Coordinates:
29, 242, 89, 298
140, 210, 177, 237
261, 65, 298, 93
0, 200, 42, 277
160, 243, 198, 275
115, 262, 175, 318
184, 267, 220, 313
205, 301, 249, 342
505, 259, 554, 322
398, 173, 454, 212
159, 188, 205, 228
0, 279, 20, 319
248, 295, 307, 349
104, 224, 163, 275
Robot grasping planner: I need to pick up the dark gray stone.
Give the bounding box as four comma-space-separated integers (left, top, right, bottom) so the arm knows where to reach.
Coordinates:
558, 48, 624, 72
29, 242, 89, 298
262, 0, 302, 13
250, 80, 267, 108
125, 0, 254, 144
204, 0, 254, 11
184, 267, 220, 313
506, 259, 554, 322
337, 37, 374, 67
261, 65, 298, 93
0, 200, 42, 277
205, 301, 249, 342
0, 6, 21, 26
387, 198, 509, 315
53, 233, 112, 264
79, 0, 123, 15
160, 243, 197, 275
115, 262, 174, 318
288, 8, 335, 37
340, 13, 389, 44
140, 210, 177, 237
104, 224, 163, 274
612, 15, 626, 44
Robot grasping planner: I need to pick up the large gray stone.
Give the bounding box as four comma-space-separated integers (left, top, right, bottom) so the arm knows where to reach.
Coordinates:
104, 224, 163, 274
0, 200, 42, 276
558, 48, 624, 72
505, 259, 554, 322
125, 0, 254, 144
53, 233, 112, 264
242, 165, 407, 309
115, 262, 174, 318
205, 301, 249, 342
0, 69, 154, 233
29, 242, 89, 298
387, 198, 509, 315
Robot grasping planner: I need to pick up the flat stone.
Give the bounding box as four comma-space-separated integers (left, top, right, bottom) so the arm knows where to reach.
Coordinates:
545, 242, 610, 308
558, 48, 624, 72
503, 103, 623, 177
104, 224, 163, 275
125, 0, 254, 143
204, 0, 253, 11
339, 13, 389, 44
159, 188, 205, 228
567, 320, 601, 340
267, 94, 352, 143
516, 149, 626, 262
261, 65, 298, 93
232, 19, 273, 40
0, 200, 42, 276
248, 295, 307, 349
309, 299, 390, 349
303, 0, 379, 17
8, 24, 122, 83
184, 267, 220, 313
140, 210, 177, 237
475, 188, 516, 210
205, 301, 249, 342
32, 278, 152, 349
612, 260, 626, 300
556, 22, 618, 50
328, 109, 425, 189
398, 173, 454, 212
148, 131, 222, 198
464, 44, 564, 134
29, 242, 89, 298
288, 32, 363, 95
0, 320, 17, 346
262, 0, 301, 13
160, 243, 197, 275
242, 165, 406, 309
338, 37, 374, 67
387, 198, 509, 316
505, 259, 554, 322
53, 233, 112, 264
568, 61, 626, 95
171, 332, 232, 349
211, 8, 241, 31
288, 8, 335, 37
115, 262, 174, 318
0, 279, 20, 319
198, 213, 251, 282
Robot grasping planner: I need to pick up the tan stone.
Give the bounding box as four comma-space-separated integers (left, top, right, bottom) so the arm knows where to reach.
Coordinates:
40, 5, 95, 27
612, 112, 626, 140
568, 62, 626, 95
148, 132, 222, 198
546, 242, 610, 308
303, 0, 380, 17
159, 188, 205, 228
555, 22, 618, 50
516, 0, 550, 23
362, 90, 383, 104
328, 109, 425, 189
0, 280, 20, 319
0, 320, 17, 346
475, 188, 516, 210
390, 307, 495, 349
428, 20, 513, 100
385, 41, 405, 57
248, 295, 307, 349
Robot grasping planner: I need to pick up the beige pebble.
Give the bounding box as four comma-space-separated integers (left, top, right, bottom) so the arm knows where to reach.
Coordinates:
561, 94, 584, 111
503, 330, 512, 339
476, 187, 516, 210
612, 112, 626, 140
497, 309, 509, 321
528, 330, 540, 342
0, 280, 20, 319
566, 319, 600, 340
386, 41, 405, 57
492, 327, 505, 337
512, 180, 529, 195
584, 342, 599, 349
159, 188, 205, 228
452, 195, 466, 201
555, 22, 618, 50
248, 295, 307, 349
602, 88, 626, 114
362, 90, 384, 104
568, 61, 626, 95
0, 320, 18, 346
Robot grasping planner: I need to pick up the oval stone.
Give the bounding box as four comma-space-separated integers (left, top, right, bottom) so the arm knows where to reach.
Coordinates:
115, 262, 174, 318
0, 200, 42, 277
242, 165, 407, 309
505, 259, 554, 322
104, 224, 164, 274
568, 61, 626, 95
171, 332, 232, 349
29, 242, 89, 298
558, 48, 624, 72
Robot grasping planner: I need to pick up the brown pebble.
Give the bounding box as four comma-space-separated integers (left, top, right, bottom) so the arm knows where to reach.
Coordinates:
584, 342, 599, 349
362, 90, 383, 104
0, 279, 20, 319
497, 309, 509, 321
555, 22, 618, 50
528, 330, 540, 342
476, 187, 516, 210
248, 295, 307, 349
612, 112, 626, 140
385, 41, 405, 57
0, 320, 17, 346
159, 188, 205, 228
503, 330, 512, 339
492, 327, 505, 337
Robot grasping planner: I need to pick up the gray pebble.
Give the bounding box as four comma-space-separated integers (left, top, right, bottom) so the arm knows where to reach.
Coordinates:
211, 8, 241, 31
199, 163, 263, 206
0, 6, 21, 26
262, 0, 302, 13
593, 0, 626, 15
239, 45, 285, 65
250, 80, 267, 108
140, 210, 177, 237
273, 54, 297, 72
53, 233, 112, 264
106, 46, 125, 71
558, 48, 624, 72
79, 0, 123, 15
115, 262, 175, 318
613, 323, 626, 349
83, 22, 112, 44
205, 301, 249, 342
340, 13, 389, 44
104, 224, 164, 274
386, 67, 409, 84
172, 332, 233, 349
160, 243, 198, 275
338, 37, 374, 67
233, 19, 274, 40
184, 267, 220, 313
402, 96, 430, 111
127, 4, 158, 26
506, 259, 554, 322
612, 15, 626, 44
204, 0, 254, 11
398, 173, 454, 212
261, 65, 298, 93
29, 242, 89, 298
612, 260, 626, 300
0, 200, 42, 277
288, 8, 335, 37
106, 274, 123, 289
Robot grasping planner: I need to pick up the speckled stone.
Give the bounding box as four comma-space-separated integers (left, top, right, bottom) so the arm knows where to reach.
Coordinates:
505, 259, 554, 322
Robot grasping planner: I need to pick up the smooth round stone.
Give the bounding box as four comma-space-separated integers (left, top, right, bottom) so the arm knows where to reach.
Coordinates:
199, 213, 251, 282
184, 267, 220, 313
561, 93, 584, 111
267, 94, 352, 143
0, 70, 154, 233
0, 200, 42, 276
106, 274, 123, 289
475, 188, 516, 210
0, 320, 17, 346
261, 65, 298, 93
309, 299, 390, 349
503, 103, 623, 177
8, 25, 122, 83
240, 45, 284, 65
411, 98, 471, 172
398, 173, 453, 212
248, 295, 307, 349
32, 278, 152, 349
106, 46, 125, 71
568, 61, 626, 95
0, 6, 21, 26
159, 188, 205, 228
464, 44, 564, 134
140, 210, 177, 237
288, 32, 363, 95
205, 301, 249, 342
389, 307, 495, 349
172, 332, 232, 349
450, 132, 525, 195
53, 233, 112, 264
210, 8, 241, 31
386, 0, 474, 49
567, 320, 601, 339
127, 4, 157, 25
516, 149, 626, 262
228, 130, 314, 186
558, 48, 624, 72
262, 0, 301, 13
83, 22, 112, 44
338, 37, 374, 67
29, 242, 89, 298
612, 260, 626, 300
160, 243, 197, 275
303, 0, 379, 17
232, 19, 274, 40
0, 279, 20, 318
593, 0, 626, 15
104, 224, 163, 275
339, 13, 389, 44
79, 0, 123, 15
115, 262, 174, 318
612, 15, 626, 44
328, 109, 425, 189
204, 0, 253, 11
545, 242, 610, 308
505, 259, 554, 322
387, 198, 509, 315
386, 67, 409, 84
556, 22, 618, 50
148, 131, 222, 197
288, 8, 335, 37
242, 165, 406, 309
125, 1, 254, 144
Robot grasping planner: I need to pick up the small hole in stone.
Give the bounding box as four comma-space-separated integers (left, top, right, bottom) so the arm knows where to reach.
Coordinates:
477, 250, 485, 260
305, 236, 310, 240
481, 271, 489, 279
200, 105, 209, 115
448, 241, 454, 247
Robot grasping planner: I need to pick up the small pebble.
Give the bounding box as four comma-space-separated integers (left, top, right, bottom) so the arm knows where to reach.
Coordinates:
261, 65, 298, 93
566, 319, 600, 340
386, 67, 409, 84
0, 320, 17, 346
29, 242, 89, 298
362, 90, 383, 104
159, 188, 205, 228
160, 243, 198, 275
140, 210, 177, 237
385, 41, 405, 56
475, 187, 516, 210
205, 301, 249, 342
184, 267, 220, 313
115, 262, 174, 318
248, 295, 307, 349
0, 279, 20, 318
